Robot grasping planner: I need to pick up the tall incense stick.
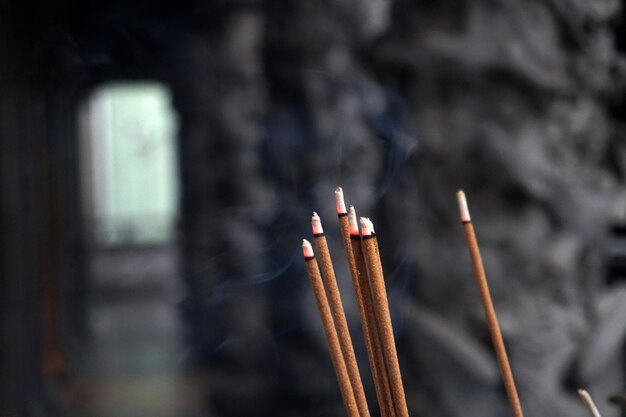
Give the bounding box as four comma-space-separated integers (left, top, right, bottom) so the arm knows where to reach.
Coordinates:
312, 213, 371, 417
334, 192, 370, 361
456, 190, 524, 417
303, 239, 359, 417
348, 207, 396, 417
360, 218, 410, 417
578, 389, 602, 417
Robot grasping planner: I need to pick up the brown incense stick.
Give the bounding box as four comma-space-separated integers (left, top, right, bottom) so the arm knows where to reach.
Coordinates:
578, 389, 602, 417
347, 206, 396, 417
360, 218, 410, 417
334, 191, 368, 333
335, 186, 394, 417
312, 212, 371, 417
303, 239, 360, 417
457, 190, 524, 417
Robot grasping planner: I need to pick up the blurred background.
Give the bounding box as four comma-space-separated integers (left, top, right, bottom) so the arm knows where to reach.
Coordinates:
2, 0, 626, 416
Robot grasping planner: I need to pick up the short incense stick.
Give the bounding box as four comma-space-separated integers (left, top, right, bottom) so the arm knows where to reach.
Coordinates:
312, 213, 371, 417
360, 218, 410, 417
456, 190, 524, 417
303, 240, 359, 417
347, 206, 396, 417
578, 389, 602, 417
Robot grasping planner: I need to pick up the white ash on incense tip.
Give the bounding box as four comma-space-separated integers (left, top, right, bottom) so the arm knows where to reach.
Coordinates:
360, 217, 375, 236
457, 190, 471, 222
335, 186, 347, 214
302, 239, 314, 258
312, 212, 324, 234
348, 206, 359, 235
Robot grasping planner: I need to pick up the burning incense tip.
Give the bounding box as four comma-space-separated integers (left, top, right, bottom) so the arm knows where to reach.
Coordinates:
335, 187, 347, 215
360, 217, 375, 236
457, 190, 471, 223
312, 212, 324, 235
302, 239, 315, 258
578, 389, 602, 417
348, 206, 359, 236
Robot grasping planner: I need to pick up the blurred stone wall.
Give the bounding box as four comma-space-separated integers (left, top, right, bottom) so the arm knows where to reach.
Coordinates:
173, 1, 626, 417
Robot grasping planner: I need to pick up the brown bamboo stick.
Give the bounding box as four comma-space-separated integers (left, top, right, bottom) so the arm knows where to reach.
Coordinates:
347, 206, 397, 417
456, 190, 524, 417
578, 389, 602, 417
303, 239, 360, 417
335, 186, 394, 417
312, 212, 371, 417
360, 218, 410, 417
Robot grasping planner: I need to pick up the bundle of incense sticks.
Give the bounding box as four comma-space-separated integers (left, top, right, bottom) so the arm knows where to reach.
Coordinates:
302, 188, 409, 417
302, 188, 532, 417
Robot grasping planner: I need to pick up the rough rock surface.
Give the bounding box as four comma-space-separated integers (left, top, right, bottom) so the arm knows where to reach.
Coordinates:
175, 1, 626, 417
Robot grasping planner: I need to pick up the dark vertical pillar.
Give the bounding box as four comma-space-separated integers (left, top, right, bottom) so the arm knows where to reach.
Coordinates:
0, 83, 47, 417
172, 4, 276, 416
0, 16, 84, 415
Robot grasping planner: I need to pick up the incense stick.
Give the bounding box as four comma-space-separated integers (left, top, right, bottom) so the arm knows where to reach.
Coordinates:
360, 217, 410, 417
303, 239, 360, 417
312, 212, 371, 417
578, 389, 602, 417
456, 190, 524, 417
348, 206, 396, 417
334, 192, 367, 341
